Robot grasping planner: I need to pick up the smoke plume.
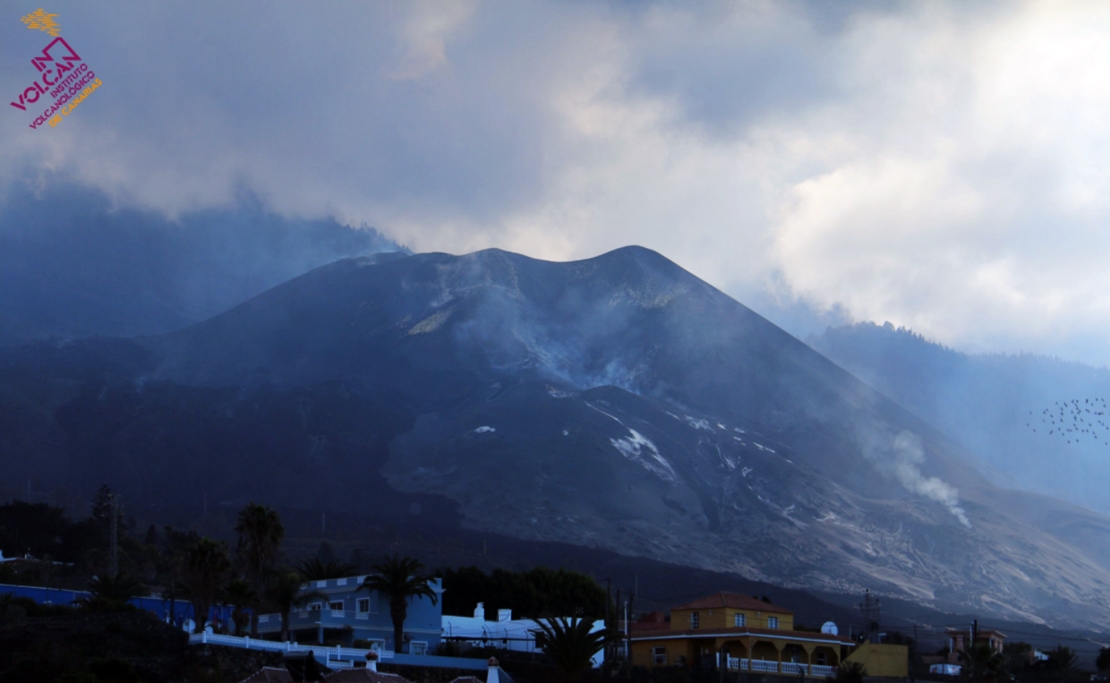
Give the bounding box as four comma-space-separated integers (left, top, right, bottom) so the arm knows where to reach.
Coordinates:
865, 429, 972, 528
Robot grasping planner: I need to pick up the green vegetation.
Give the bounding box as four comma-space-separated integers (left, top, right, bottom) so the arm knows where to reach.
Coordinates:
534, 616, 609, 681
234, 502, 284, 637
296, 557, 358, 580
959, 643, 1008, 683
833, 661, 866, 683
266, 570, 323, 642
360, 554, 439, 654
439, 565, 609, 620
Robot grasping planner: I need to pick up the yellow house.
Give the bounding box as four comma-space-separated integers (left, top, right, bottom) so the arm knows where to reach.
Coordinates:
630, 592, 854, 677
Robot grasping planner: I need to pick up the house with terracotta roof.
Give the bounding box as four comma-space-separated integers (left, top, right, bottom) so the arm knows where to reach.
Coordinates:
630, 592, 853, 676
944, 626, 1007, 665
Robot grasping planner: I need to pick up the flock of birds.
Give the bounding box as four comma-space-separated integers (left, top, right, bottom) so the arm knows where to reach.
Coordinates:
1028, 397, 1109, 446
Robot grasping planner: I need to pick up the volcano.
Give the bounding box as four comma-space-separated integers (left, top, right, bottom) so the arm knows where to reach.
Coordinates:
4, 246, 1110, 628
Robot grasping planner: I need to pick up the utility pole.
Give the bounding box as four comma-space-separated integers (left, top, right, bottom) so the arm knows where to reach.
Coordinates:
627, 583, 636, 667
108, 493, 119, 579
856, 589, 881, 643
623, 599, 630, 663
605, 579, 612, 664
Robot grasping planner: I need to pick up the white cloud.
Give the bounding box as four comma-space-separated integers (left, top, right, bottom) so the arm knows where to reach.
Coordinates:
3, 1, 1110, 362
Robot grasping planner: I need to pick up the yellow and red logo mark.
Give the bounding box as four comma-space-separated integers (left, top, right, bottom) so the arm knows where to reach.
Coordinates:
21, 8, 60, 36
10, 9, 102, 129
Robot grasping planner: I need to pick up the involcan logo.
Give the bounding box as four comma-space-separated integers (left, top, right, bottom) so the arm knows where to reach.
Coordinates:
10, 9, 103, 129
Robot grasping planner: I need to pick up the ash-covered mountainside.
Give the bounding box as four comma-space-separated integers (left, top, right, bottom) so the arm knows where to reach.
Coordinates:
4, 247, 1110, 627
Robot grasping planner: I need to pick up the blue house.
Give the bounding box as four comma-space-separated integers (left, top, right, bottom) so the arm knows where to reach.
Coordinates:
256, 574, 443, 652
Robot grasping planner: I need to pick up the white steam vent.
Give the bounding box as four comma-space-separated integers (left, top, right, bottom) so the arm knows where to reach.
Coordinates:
863, 429, 971, 528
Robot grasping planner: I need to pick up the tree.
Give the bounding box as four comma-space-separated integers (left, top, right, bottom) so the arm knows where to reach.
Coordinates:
185, 537, 231, 633
533, 616, 608, 680
221, 578, 256, 636
297, 558, 358, 581
89, 485, 125, 544
1097, 646, 1110, 673
359, 555, 438, 653
1046, 645, 1077, 672
833, 661, 866, 683
438, 565, 608, 620
267, 570, 324, 642
157, 526, 197, 627
81, 574, 143, 612
235, 502, 284, 637
959, 643, 1008, 683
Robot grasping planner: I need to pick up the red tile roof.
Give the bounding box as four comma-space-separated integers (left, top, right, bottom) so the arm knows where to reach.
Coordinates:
630, 620, 672, 633
671, 592, 792, 614
632, 624, 852, 645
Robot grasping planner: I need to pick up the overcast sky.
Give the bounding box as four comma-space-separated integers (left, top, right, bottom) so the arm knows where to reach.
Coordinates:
3, 1, 1110, 364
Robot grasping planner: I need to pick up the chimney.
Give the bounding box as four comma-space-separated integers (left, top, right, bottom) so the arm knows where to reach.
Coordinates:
475, 602, 485, 619
498, 608, 511, 622
366, 651, 379, 672
487, 657, 500, 683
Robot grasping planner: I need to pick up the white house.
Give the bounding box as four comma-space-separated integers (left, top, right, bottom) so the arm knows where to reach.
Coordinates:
441, 602, 606, 667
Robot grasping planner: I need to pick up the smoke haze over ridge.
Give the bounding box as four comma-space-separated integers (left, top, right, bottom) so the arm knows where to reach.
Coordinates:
2, 1, 1110, 364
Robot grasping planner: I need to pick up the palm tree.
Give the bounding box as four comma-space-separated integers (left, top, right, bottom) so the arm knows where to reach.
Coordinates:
266, 570, 325, 642
297, 558, 358, 581
359, 555, 438, 653
221, 578, 257, 636
82, 574, 144, 612
185, 537, 231, 633
533, 616, 608, 681
1046, 645, 1078, 671
959, 643, 1008, 683
235, 503, 284, 636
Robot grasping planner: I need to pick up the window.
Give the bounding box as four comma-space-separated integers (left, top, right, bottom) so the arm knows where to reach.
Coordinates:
337, 578, 348, 586
356, 598, 371, 619
308, 602, 322, 611
734, 613, 745, 627
410, 641, 428, 656
690, 612, 700, 629
653, 647, 667, 665
767, 616, 779, 629
330, 600, 344, 616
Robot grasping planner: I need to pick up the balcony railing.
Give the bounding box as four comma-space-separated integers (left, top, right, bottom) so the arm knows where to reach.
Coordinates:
724, 657, 836, 677
185, 633, 486, 671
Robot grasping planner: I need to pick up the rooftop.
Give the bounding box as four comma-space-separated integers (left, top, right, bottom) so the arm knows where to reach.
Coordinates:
672, 592, 792, 614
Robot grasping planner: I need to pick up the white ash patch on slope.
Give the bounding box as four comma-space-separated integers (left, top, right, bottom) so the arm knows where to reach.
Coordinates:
407, 306, 455, 334
684, 416, 712, 430
610, 429, 676, 482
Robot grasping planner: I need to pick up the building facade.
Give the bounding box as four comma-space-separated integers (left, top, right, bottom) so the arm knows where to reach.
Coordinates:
630, 592, 853, 676
256, 575, 444, 652
442, 602, 606, 667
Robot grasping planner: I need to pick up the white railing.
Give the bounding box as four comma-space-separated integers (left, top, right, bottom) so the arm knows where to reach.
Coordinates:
810, 664, 836, 677
187, 632, 395, 661
781, 662, 808, 674
750, 659, 779, 673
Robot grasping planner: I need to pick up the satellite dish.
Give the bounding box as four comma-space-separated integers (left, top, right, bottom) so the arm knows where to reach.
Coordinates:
821, 622, 839, 635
